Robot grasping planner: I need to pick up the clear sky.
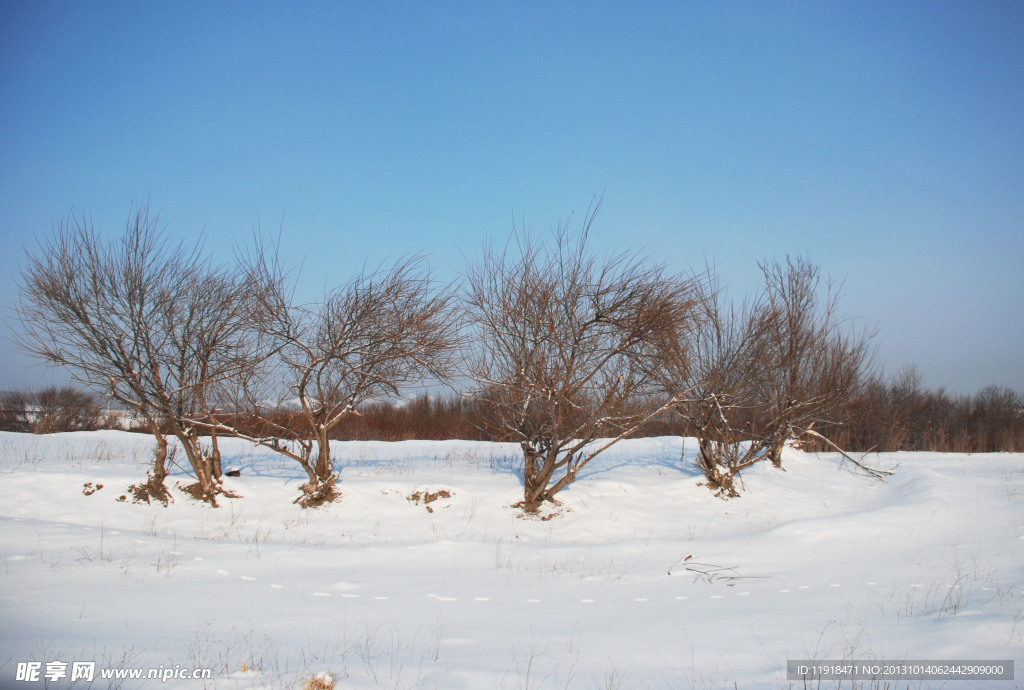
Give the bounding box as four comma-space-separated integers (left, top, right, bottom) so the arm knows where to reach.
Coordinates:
1, 1, 1022, 395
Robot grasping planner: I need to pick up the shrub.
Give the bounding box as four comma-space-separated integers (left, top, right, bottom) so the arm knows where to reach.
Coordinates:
0, 387, 103, 433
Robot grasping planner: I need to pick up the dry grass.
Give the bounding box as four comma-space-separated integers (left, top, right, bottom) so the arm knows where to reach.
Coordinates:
301, 673, 335, 690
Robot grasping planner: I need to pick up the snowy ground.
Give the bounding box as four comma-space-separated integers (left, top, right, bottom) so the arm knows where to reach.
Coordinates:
0, 430, 1021, 689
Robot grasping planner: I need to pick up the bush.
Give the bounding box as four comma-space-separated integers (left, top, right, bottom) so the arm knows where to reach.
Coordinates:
0, 387, 104, 433
0, 390, 31, 432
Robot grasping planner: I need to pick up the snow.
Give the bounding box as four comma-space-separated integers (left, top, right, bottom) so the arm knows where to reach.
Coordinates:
1, 431, 1021, 688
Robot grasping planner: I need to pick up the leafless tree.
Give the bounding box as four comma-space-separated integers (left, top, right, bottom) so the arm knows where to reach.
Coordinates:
661, 258, 881, 496
463, 207, 699, 512
15, 204, 256, 505
223, 244, 461, 507
753, 257, 875, 468
660, 274, 778, 496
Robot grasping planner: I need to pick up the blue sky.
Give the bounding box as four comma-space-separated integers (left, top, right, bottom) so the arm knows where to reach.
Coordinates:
1, 1, 1022, 394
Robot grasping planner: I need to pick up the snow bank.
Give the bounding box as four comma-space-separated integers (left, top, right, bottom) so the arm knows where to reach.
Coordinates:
1, 432, 1020, 688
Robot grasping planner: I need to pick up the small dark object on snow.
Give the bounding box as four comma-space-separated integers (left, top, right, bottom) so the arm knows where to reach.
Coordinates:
226, 469, 241, 477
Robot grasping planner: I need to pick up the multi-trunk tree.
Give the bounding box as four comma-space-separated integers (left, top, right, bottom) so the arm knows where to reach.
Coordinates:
662, 275, 777, 497
16, 204, 258, 505
220, 244, 461, 507
463, 207, 699, 511
662, 257, 879, 496
753, 257, 875, 468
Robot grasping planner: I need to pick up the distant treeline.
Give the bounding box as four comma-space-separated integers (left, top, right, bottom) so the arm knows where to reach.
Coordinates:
836, 370, 1024, 454
3, 376, 1022, 454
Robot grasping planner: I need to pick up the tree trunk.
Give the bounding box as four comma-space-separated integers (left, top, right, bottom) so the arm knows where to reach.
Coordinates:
520, 444, 558, 511
147, 432, 173, 504
293, 429, 339, 508
128, 431, 173, 505
152, 433, 169, 486
522, 471, 548, 511
177, 431, 220, 505
209, 427, 223, 481
697, 438, 739, 498
315, 428, 332, 481
697, 437, 718, 479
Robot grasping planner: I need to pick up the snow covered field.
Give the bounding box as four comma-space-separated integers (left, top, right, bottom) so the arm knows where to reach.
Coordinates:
1, 430, 1021, 689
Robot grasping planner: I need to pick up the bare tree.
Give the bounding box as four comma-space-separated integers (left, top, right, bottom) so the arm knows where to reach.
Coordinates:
661, 258, 881, 496
15, 204, 255, 505
661, 275, 777, 497
224, 244, 461, 507
463, 207, 698, 512
753, 257, 875, 468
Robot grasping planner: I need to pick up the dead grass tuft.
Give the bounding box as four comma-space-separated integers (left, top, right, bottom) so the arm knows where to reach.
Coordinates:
406, 489, 452, 513
301, 673, 335, 690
